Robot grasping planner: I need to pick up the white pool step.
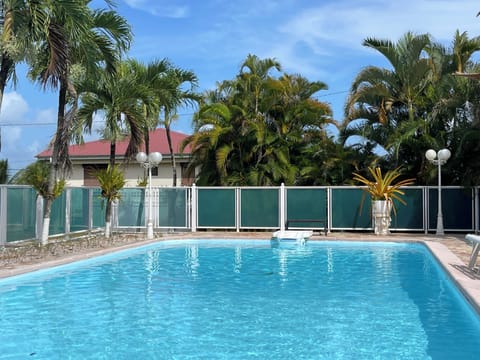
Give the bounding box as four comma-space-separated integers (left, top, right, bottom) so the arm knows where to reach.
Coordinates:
272, 230, 313, 244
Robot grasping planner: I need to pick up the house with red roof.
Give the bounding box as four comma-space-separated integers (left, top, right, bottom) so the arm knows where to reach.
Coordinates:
36, 128, 194, 187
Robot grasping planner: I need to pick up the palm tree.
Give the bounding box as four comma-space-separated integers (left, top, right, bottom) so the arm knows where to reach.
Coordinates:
183, 55, 332, 186
76, 59, 153, 167
0, 1, 50, 151
28, 1, 131, 244
96, 165, 125, 238
159, 67, 198, 186
343, 32, 436, 179
128, 59, 199, 186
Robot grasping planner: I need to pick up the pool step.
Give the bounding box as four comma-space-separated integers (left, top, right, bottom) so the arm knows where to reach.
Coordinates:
271, 230, 313, 245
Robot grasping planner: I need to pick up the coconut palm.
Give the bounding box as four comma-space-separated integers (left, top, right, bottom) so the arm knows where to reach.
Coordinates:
343, 32, 440, 183
76, 59, 153, 167
159, 67, 198, 186
28, 1, 131, 244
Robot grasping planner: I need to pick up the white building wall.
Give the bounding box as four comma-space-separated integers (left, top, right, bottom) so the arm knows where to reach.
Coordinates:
64, 162, 184, 187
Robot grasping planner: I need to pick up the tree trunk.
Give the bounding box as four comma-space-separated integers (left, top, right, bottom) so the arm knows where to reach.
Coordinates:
41, 82, 68, 244
0, 52, 14, 151
105, 199, 112, 238
110, 141, 116, 167
165, 123, 177, 186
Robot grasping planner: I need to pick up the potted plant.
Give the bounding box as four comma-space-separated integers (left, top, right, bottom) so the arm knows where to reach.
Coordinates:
353, 167, 415, 235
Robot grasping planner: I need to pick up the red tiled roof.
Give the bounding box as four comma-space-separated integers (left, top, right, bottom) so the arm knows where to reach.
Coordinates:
37, 128, 191, 158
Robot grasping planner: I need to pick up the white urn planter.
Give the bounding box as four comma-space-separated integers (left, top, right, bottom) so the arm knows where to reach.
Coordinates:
372, 200, 392, 235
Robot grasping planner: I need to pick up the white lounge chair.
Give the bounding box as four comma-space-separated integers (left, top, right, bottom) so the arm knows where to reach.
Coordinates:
465, 234, 480, 271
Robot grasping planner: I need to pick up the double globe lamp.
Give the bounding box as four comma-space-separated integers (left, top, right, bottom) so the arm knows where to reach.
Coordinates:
136, 151, 162, 239
425, 148, 451, 235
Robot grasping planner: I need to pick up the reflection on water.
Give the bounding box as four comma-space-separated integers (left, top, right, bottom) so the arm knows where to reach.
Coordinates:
327, 247, 333, 273
184, 245, 199, 277
234, 247, 242, 273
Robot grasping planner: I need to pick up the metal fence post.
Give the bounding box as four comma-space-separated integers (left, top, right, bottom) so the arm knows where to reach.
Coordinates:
191, 183, 197, 232
0, 186, 6, 244
65, 188, 71, 236
280, 183, 285, 231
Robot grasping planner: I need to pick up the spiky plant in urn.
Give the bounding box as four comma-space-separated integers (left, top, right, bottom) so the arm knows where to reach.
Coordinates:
353, 167, 415, 235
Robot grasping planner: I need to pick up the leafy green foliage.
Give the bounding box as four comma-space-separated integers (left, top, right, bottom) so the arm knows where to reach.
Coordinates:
183, 54, 333, 186
96, 165, 126, 203
11, 161, 65, 199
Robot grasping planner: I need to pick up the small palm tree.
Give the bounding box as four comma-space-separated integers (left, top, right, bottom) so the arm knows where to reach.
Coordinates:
96, 165, 126, 238
12, 161, 65, 242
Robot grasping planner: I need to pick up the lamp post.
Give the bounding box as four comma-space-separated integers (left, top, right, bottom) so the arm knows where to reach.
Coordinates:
136, 151, 162, 239
425, 148, 451, 235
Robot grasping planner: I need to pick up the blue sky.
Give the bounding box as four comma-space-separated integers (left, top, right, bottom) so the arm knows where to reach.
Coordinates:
1, 0, 479, 175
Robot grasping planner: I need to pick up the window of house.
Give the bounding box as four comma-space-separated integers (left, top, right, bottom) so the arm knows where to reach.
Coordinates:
151, 166, 158, 176
83, 164, 108, 186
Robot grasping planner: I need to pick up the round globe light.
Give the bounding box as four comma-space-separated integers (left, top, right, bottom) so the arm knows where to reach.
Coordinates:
437, 148, 451, 161
149, 152, 162, 165
136, 151, 147, 164
425, 149, 437, 161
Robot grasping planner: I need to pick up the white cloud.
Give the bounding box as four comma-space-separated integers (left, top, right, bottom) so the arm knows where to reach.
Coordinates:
279, 0, 479, 55
0, 92, 29, 122
123, 0, 189, 18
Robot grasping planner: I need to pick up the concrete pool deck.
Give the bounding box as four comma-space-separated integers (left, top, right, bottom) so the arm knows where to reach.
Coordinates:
1, 231, 479, 313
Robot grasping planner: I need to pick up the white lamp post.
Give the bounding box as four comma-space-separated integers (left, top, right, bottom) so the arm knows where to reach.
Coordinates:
425, 148, 451, 235
136, 151, 162, 239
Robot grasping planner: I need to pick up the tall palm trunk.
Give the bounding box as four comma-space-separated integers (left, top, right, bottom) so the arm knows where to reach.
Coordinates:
0, 53, 13, 111
163, 112, 178, 186
0, 53, 14, 151
42, 80, 68, 244
109, 141, 116, 167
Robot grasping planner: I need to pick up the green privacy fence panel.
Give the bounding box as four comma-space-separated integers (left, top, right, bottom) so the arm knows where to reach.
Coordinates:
286, 188, 327, 228
197, 188, 236, 228
92, 189, 106, 228
118, 188, 145, 227
390, 188, 424, 230
158, 188, 187, 228
331, 188, 371, 229
428, 187, 474, 231
7, 187, 36, 242
49, 192, 66, 235
241, 188, 279, 228
70, 188, 89, 232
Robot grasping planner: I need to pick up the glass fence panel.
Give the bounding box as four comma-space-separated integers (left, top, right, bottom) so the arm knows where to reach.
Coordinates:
159, 188, 187, 228
49, 192, 66, 235
391, 188, 424, 230
197, 188, 236, 228
331, 188, 371, 229
70, 188, 89, 232
92, 189, 105, 228
240, 188, 279, 228
7, 187, 36, 242
286, 188, 327, 229
118, 188, 145, 227
428, 187, 474, 231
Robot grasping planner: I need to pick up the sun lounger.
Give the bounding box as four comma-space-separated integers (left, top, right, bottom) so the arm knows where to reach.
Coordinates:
465, 234, 480, 271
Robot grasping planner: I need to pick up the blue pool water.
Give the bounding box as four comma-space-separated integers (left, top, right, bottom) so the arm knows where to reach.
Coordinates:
1, 240, 480, 359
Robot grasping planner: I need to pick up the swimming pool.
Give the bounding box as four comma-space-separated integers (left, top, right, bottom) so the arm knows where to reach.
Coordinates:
0, 240, 479, 359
